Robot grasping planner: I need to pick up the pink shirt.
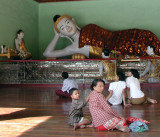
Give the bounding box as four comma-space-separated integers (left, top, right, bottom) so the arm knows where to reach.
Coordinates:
89, 90, 120, 127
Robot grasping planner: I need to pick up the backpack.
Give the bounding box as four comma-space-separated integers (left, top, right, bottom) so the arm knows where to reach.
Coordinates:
129, 121, 149, 132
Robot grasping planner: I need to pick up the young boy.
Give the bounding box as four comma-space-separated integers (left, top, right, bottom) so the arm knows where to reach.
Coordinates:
106, 72, 131, 107
69, 88, 92, 130
56, 72, 78, 98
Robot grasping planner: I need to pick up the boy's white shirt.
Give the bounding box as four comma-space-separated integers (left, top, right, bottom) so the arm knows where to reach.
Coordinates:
61, 78, 78, 93
126, 76, 144, 98
108, 81, 126, 105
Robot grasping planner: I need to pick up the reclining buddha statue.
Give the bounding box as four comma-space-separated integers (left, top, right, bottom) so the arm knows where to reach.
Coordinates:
43, 14, 160, 59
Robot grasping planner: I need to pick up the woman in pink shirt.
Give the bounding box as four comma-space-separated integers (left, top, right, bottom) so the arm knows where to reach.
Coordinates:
89, 79, 129, 132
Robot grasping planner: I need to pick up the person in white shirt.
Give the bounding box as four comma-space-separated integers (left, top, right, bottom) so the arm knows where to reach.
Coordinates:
126, 69, 157, 104
56, 72, 78, 98
106, 72, 131, 107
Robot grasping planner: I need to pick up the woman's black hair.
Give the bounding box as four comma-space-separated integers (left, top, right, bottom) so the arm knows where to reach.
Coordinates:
130, 69, 140, 79
90, 79, 105, 90
62, 72, 68, 79
102, 48, 110, 56
53, 15, 61, 22
117, 71, 125, 81
69, 88, 78, 95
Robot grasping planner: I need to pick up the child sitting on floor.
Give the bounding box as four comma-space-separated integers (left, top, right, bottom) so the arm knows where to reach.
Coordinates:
106, 72, 131, 107
56, 72, 78, 98
69, 88, 92, 130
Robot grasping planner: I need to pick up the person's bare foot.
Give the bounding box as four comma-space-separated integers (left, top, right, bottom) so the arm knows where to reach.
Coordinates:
86, 124, 93, 128
73, 123, 79, 130
148, 98, 157, 104
124, 104, 132, 107
80, 125, 86, 128
116, 125, 130, 132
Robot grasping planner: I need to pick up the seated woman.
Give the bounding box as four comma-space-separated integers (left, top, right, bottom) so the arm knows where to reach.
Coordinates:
43, 14, 160, 59
126, 69, 157, 105
89, 79, 130, 132
15, 29, 32, 60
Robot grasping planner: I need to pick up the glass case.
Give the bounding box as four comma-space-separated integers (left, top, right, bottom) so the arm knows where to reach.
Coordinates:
117, 59, 146, 76
0, 57, 159, 84
0, 59, 116, 84
117, 57, 160, 83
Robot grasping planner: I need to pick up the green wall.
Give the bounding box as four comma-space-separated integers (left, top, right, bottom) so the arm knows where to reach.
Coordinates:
39, 0, 160, 59
0, 0, 38, 59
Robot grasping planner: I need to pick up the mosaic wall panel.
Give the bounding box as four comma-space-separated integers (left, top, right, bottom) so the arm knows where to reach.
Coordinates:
0, 59, 159, 84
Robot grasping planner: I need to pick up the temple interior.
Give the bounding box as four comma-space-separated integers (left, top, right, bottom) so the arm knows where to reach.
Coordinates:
0, 0, 160, 137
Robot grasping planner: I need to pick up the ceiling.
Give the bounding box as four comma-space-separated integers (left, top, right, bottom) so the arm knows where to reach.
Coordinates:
34, 0, 88, 3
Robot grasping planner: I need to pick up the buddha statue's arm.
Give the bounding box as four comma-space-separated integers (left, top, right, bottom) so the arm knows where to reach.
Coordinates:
43, 34, 79, 58
43, 31, 90, 58
43, 34, 62, 58
140, 61, 151, 77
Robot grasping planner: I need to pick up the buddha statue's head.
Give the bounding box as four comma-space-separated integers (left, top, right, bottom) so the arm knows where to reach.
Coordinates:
17, 29, 24, 39
146, 45, 155, 56
53, 15, 79, 37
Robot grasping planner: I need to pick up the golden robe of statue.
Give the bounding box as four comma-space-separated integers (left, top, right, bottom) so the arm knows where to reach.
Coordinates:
149, 55, 160, 78
100, 60, 116, 81
72, 46, 102, 59
17, 40, 32, 60
79, 24, 160, 56
140, 54, 160, 82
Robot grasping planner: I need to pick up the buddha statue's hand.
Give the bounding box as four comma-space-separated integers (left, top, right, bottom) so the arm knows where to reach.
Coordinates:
53, 28, 60, 37
20, 50, 25, 54
53, 27, 73, 43
53, 28, 66, 38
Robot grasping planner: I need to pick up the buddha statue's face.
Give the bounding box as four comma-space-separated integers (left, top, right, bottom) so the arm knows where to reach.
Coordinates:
18, 32, 24, 39
146, 46, 153, 56
56, 17, 77, 37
